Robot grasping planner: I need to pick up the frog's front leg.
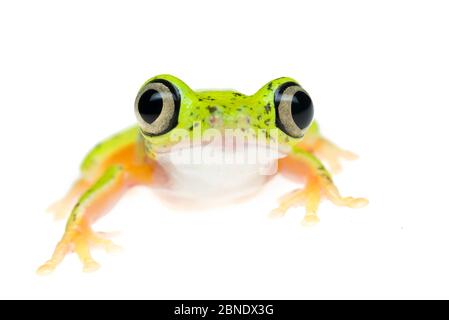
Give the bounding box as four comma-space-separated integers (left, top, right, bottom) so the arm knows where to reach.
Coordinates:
38, 132, 153, 273
47, 178, 92, 220
273, 146, 367, 225
297, 121, 357, 173
38, 165, 130, 274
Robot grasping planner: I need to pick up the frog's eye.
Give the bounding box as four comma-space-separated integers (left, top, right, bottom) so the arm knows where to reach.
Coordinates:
135, 80, 180, 136
274, 82, 314, 138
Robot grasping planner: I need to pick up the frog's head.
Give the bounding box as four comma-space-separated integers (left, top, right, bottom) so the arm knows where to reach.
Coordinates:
135, 74, 314, 159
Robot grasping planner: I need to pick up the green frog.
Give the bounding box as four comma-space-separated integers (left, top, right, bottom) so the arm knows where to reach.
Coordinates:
38, 74, 367, 274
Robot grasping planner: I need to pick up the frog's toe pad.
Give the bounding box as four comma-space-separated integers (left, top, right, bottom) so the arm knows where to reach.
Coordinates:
36, 262, 57, 276
301, 215, 320, 226
329, 194, 369, 208
344, 197, 369, 208
89, 233, 123, 253
82, 259, 101, 273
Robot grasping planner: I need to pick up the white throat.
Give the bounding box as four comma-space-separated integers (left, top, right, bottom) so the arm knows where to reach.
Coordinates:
152, 144, 286, 204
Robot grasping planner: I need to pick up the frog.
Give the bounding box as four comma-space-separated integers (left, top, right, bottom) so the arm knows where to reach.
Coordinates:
37, 74, 368, 274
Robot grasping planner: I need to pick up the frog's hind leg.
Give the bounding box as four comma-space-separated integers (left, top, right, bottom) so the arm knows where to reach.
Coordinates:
273, 146, 368, 225
298, 121, 357, 173
47, 178, 92, 220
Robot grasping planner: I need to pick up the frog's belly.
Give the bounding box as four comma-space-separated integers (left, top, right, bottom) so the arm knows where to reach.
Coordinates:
152, 146, 285, 205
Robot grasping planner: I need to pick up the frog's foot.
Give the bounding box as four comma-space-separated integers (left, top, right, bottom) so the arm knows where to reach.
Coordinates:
310, 138, 357, 173
270, 189, 306, 218
271, 177, 368, 226
37, 226, 121, 275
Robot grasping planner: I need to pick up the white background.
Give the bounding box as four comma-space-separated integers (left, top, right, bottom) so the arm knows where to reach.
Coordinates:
1, 0, 448, 299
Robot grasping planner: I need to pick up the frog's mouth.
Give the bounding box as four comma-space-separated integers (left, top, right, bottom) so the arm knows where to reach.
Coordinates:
151, 137, 290, 177
152, 135, 290, 156
151, 132, 290, 155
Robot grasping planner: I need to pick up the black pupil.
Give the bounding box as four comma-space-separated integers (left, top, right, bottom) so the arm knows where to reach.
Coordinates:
138, 89, 163, 124
291, 91, 314, 129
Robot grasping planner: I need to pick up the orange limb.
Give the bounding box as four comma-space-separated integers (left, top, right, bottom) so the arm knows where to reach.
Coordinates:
47, 136, 148, 220
38, 141, 154, 274
298, 135, 357, 174
47, 178, 91, 220
273, 147, 367, 225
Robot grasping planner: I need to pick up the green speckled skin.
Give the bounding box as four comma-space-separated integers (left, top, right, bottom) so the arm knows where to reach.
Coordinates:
80, 126, 138, 177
